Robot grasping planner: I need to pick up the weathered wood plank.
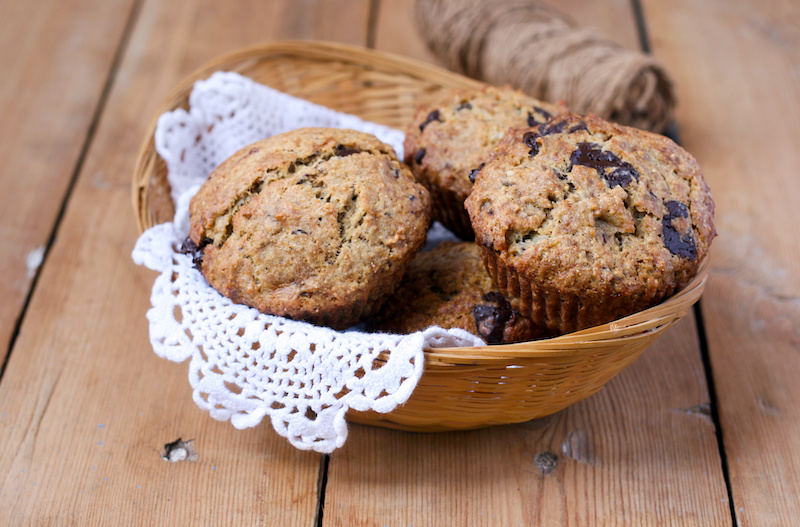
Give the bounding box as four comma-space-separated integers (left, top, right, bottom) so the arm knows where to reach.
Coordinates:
0, 0, 136, 366
326, 317, 729, 526
642, 0, 800, 523
323, 319, 730, 526
322, 1, 731, 525
373, 0, 439, 63
0, 0, 371, 524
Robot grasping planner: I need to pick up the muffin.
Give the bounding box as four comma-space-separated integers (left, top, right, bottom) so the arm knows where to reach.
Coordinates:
187, 127, 431, 329
368, 242, 548, 343
464, 112, 716, 333
404, 85, 565, 240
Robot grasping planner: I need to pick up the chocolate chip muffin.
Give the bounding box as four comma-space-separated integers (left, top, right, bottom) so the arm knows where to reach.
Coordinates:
187, 127, 431, 329
367, 242, 547, 343
404, 85, 565, 240
465, 112, 716, 333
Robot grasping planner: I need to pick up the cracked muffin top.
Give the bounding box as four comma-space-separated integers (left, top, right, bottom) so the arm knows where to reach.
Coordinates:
187, 127, 431, 329
403, 85, 565, 239
367, 242, 549, 344
465, 112, 715, 330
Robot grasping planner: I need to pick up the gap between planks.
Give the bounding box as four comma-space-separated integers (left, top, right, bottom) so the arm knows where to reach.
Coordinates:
309, 0, 737, 524
0, 0, 146, 386
630, 0, 737, 524
313, 2, 382, 524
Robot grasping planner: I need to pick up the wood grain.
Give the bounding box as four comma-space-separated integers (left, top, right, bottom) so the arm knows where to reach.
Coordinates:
0, 0, 136, 366
325, 318, 730, 526
373, 0, 439, 63
322, 1, 731, 525
2, 0, 794, 522
0, 0, 371, 524
642, 0, 800, 523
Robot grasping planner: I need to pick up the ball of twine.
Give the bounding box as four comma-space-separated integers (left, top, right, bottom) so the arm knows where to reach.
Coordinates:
414, 0, 675, 133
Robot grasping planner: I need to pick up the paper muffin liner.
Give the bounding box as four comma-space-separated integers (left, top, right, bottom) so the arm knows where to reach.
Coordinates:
478, 246, 680, 334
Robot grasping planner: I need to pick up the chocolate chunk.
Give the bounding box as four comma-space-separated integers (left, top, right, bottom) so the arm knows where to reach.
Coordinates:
527, 108, 555, 127
569, 142, 640, 187
483, 291, 507, 304
606, 163, 638, 187
539, 119, 569, 136
662, 220, 697, 259
335, 144, 359, 157
472, 292, 512, 344
665, 200, 689, 218
538, 117, 586, 135
178, 237, 199, 254
531, 106, 553, 123
419, 109, 441, 131
468, 163, 486, 183
662, 200, 696, 259
179, 237, 207, 270
456, 102, 472, 111
570, 142, 620, 170
568, 121, 588, 134
522, 131, 540, 157
414, 148, 426, 164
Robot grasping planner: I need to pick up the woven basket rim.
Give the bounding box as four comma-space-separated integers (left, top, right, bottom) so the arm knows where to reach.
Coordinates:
433, 264, 706, 357
131, 39, 708, 364
132, 40, 483, 233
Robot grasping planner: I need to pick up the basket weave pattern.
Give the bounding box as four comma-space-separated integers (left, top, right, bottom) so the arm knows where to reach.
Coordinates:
133, 41, 707, 432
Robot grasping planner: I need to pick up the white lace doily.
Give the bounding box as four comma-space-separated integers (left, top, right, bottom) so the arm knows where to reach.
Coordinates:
132, 72, 483, 453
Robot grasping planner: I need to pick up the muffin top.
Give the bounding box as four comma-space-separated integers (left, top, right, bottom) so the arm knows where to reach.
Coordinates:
368, 242, 546, 343
188, 127, 431, 329
404, 85, 565, 205
465, 112, 716, 301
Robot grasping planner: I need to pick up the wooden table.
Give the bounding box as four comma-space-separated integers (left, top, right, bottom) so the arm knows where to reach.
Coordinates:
1, 0, 797, 524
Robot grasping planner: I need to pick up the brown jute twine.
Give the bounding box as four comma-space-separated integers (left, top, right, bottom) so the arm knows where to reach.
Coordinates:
414, 0, 675, 132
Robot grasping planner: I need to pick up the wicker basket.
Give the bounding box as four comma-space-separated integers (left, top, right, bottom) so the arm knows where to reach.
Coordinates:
132, 41, 708, 432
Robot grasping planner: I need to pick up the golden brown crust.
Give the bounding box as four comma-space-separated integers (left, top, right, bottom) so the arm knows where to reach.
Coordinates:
188, 128, 431, 329
367, 242, 549, 343
403, 85, 566, 239
465, 113, 716, 333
